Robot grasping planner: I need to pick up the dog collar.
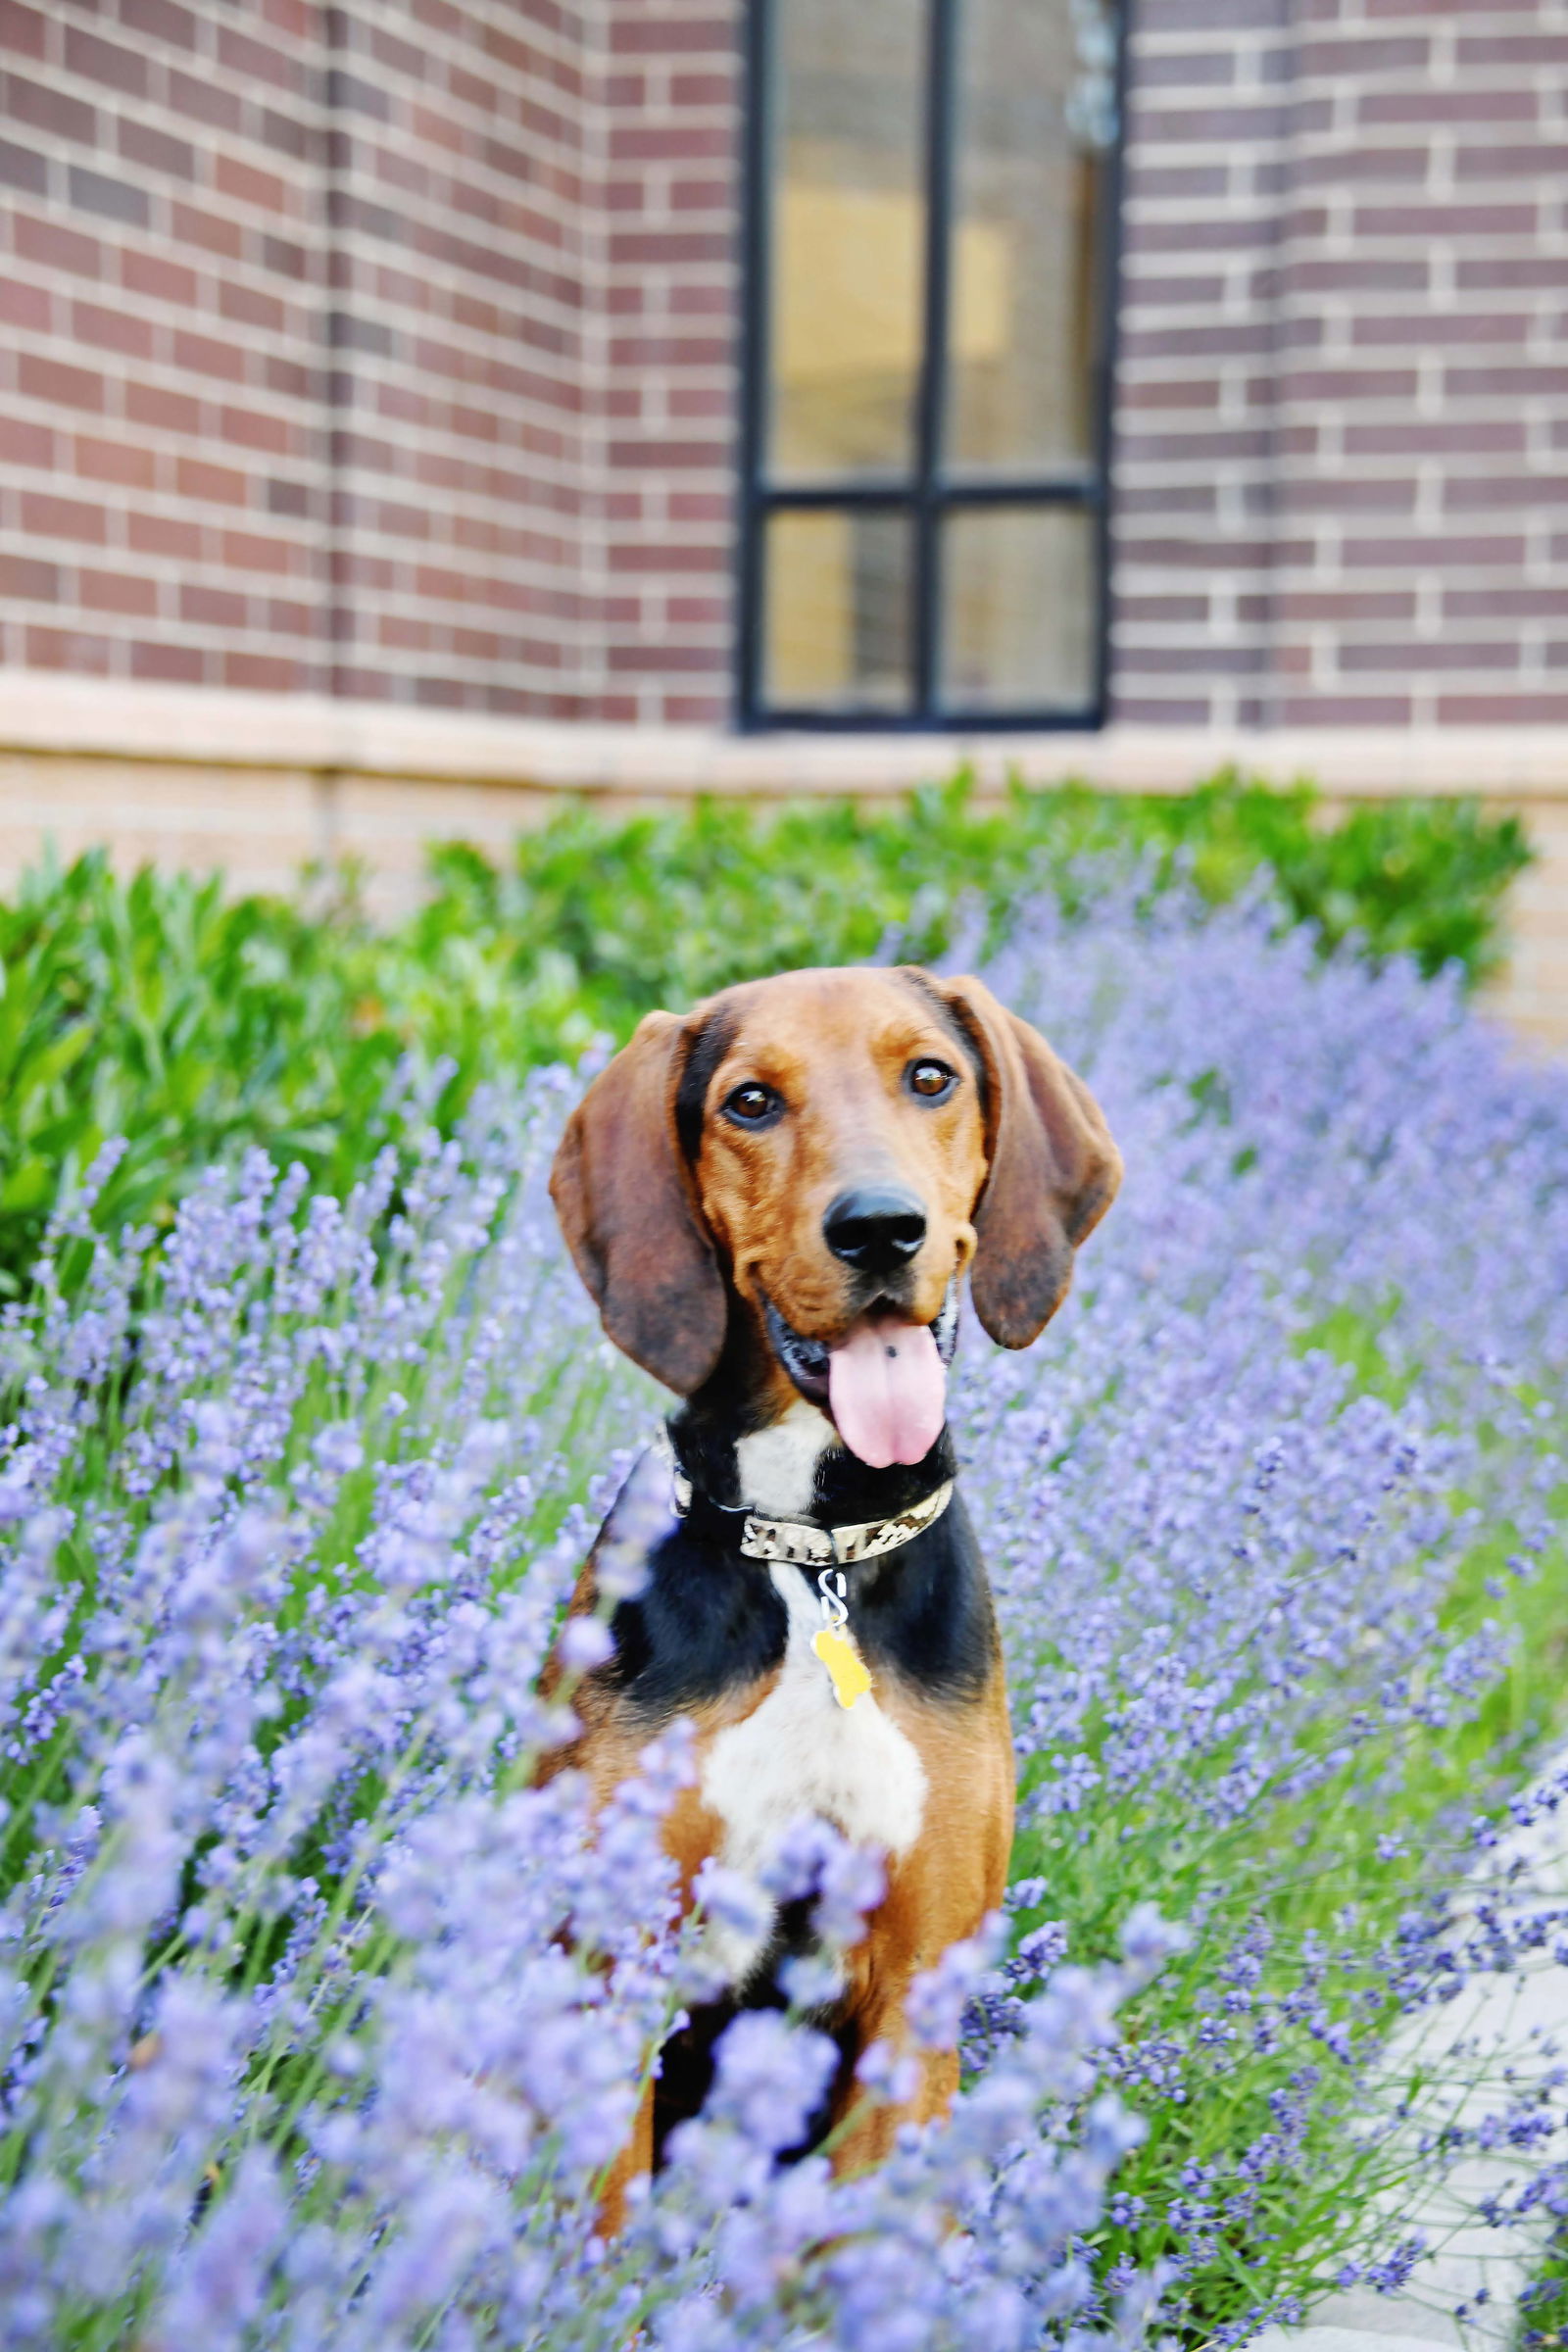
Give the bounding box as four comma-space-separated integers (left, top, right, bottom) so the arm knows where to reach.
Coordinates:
669, 1463, 955, 1569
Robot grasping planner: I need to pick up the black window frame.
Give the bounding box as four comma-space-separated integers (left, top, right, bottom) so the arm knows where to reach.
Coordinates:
736, 0, 1126, 734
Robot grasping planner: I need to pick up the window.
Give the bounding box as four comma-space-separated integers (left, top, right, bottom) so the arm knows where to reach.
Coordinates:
738, 0, 1122, 730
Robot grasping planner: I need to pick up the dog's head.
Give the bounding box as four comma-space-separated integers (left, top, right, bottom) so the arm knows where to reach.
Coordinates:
549, 965, 1120, 1468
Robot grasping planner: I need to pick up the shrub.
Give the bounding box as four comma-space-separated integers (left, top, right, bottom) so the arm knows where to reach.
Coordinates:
0, 880, 1564, 2347
406, 772, 1529, 1051
0, 856, 400, 1296
0, 780, 1533, 1302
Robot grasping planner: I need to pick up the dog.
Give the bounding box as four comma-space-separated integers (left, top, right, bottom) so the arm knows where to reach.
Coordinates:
542, 963, 1120, 2216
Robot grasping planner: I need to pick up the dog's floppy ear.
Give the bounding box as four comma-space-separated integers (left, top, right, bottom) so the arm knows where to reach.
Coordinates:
549, 1010, 727, 1395
928, 973, 1121, 1349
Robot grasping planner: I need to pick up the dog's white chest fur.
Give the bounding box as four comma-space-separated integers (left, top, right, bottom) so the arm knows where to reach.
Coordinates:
699, 1562, 927, 1983
733, 1399, 835, 1517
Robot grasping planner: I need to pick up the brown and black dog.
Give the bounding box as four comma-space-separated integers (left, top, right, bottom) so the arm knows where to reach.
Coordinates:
544, 963, 1119, 2212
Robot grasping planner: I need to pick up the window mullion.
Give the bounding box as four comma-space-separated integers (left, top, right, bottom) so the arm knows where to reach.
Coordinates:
912, 0, 957, 721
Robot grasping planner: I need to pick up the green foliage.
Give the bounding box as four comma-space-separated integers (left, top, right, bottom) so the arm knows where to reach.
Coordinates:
1520, 2238, 1568, 2348
0, 853, 408, 1294
0, 775, 1531, 1298
1198, 783, 1535, 979
407, 774, 1531, 1057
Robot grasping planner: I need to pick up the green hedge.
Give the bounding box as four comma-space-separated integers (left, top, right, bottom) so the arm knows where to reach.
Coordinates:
0, 774, 1531, 1297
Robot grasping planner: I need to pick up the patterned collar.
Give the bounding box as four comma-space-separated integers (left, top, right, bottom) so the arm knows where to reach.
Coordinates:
669, 1461, 955, 1569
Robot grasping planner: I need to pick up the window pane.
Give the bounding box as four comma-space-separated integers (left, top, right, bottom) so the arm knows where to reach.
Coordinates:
945, 0, 1117, 475
766, 0, 926, 481
763, 510, 913, 710
939, 507, 1097, 710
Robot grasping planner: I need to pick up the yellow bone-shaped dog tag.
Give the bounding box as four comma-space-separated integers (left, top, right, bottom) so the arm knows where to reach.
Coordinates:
812, 1624, 871, 1710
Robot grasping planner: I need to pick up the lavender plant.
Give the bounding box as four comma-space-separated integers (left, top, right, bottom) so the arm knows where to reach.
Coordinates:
0, 881, 1565, 2349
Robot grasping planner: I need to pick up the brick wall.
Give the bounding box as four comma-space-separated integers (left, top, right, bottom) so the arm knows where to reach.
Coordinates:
0, 0, 740, 720
0, 0, 330, 692
5, 0, 1568, 729
1113, 0, 1568, 728
322, 0, 599, 712
599, 0, 738, 723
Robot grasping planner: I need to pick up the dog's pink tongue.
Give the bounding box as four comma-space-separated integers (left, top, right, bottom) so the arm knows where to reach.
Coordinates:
827, 1312, 946, 1469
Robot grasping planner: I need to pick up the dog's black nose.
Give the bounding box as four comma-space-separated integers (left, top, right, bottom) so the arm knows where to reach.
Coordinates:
822, 1188, 927, 1276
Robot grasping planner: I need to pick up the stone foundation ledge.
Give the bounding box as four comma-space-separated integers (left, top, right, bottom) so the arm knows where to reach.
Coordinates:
0, 675, 1563, 1050
3, 672, 1568, 799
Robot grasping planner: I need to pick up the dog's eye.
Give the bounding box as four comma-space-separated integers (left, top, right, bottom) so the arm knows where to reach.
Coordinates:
906, 1059, 956, 1102
723, 1081, 781, 1126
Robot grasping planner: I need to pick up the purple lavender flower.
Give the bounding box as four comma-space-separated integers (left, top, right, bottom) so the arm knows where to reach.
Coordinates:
0, 879, 1563, 2345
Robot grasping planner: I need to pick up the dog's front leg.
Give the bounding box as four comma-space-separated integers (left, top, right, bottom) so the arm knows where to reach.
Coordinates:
594, 2075, 657, 2238
823, 1758, 1012, 2176
825, 1991, 960, 2178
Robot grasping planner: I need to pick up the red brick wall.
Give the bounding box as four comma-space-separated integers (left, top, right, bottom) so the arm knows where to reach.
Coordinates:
6, 0, 1568, 729
599, 0, 739, 724
321, 0, 600, 713
0, 0, 740, 719
0, 0, 330, 692
1113, 0, 1568, 728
